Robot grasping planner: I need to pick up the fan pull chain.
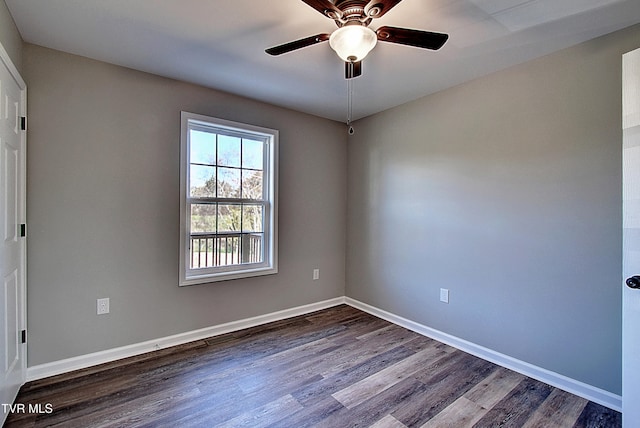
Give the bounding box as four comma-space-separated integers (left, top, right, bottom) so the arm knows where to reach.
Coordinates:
347, 78, 354, 135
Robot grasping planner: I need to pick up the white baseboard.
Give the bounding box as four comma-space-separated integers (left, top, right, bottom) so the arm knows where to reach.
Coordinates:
26, 297, 346, 382
345, 297, 622, 412
26, 295, 621, 412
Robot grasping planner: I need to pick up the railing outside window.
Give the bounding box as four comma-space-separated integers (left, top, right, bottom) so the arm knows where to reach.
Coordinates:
190, 232, 263, 268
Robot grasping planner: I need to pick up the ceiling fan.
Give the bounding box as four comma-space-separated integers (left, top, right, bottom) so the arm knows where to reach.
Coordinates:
266, 0, 449, 79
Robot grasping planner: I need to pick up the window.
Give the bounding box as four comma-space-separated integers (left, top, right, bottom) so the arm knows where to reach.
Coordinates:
180, 112, 278, 285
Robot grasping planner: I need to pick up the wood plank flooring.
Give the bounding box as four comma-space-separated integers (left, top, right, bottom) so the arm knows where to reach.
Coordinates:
3, 305, 621, 427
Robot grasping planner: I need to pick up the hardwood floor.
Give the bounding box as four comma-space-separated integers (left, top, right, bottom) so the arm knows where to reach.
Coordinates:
4, 305, 621, 427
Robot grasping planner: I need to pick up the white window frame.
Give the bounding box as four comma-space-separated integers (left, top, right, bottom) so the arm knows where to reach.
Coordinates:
179, 111, 278, 285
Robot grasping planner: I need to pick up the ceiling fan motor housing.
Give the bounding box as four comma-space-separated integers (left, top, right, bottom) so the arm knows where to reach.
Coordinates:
330, 0, 379, 24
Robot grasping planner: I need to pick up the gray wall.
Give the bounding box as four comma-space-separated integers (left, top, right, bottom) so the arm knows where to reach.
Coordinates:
347, 24, 640, 395
24, 44, 347, 366
0, 0, 22, 72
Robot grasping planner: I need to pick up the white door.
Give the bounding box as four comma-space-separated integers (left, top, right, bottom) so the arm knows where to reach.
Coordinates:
0, 44, 26, 425
623, 47, 640, 427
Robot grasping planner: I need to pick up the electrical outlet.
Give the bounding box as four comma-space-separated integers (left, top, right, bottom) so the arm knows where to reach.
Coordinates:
313, 269, 320, 280
97, 298, 110, 315
440, 288, 449, 304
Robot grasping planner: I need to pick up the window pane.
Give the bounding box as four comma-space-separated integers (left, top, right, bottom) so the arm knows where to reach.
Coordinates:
217, 235, 241, 266
191, 235, 217, 270
242, 170, 263, 200
190, 204, 217, 233
242, 205, 263, 232
218, 167, 241, 198
190, 130, 216, 165
218, 134, 241, 167
190, 165, 216, 197
217, 204, 241, 232
242, 233, 263, 264
243, 139, 264, 170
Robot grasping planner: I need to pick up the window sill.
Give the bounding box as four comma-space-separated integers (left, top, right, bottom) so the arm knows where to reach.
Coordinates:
179, 266, 278, 286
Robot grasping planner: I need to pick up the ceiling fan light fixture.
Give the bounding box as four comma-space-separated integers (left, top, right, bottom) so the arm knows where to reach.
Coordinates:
329, 24, 377, 62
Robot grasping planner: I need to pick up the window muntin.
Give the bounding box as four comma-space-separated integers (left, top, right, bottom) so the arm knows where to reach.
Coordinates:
180, 112, 278, 285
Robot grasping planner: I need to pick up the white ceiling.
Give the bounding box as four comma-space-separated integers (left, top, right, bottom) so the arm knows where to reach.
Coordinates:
6, 0, 640, 122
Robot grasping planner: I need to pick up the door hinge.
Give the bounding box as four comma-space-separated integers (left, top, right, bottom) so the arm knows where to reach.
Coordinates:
20, 116, 26, 131
21, 329, 27, 344
20, 223, 26, 237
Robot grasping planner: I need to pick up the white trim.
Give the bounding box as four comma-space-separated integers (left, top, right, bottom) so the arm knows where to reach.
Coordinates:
27, 297, 345, 382
345, 297, 622, 412
26, 295, 621, 412
0, 42, 26, 89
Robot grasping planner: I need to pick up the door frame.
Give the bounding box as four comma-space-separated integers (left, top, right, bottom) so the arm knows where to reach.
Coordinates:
0, 40, 27, 421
